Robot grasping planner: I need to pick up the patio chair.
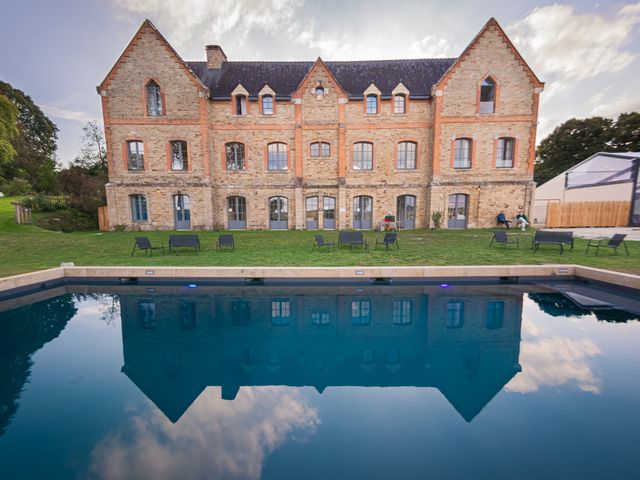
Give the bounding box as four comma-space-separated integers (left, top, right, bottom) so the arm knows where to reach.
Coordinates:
489, 231, 519, 249
217, 234, 235, 251
496, 212, 512, 228
131, 237, 164, 256
586, 233, 629, 256
375, 232, 399, 250
313, 234, 335, 251
338, 231, 368, 251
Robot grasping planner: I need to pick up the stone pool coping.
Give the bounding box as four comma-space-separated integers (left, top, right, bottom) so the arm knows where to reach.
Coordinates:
1, 264, 639, 294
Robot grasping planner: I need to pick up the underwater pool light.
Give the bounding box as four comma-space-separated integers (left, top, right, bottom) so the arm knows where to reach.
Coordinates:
187, 284, 198, 288
439, 283, 450, 288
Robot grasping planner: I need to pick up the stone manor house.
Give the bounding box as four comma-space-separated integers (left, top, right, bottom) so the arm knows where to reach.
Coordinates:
98, 18, 543, 230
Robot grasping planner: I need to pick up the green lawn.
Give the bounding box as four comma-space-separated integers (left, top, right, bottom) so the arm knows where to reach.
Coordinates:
0, 195, 639, 278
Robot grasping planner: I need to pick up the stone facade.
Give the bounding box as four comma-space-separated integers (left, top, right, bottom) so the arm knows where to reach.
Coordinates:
99, 18, 543, 231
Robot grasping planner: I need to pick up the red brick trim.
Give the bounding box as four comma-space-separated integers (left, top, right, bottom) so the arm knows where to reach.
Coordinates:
231, 94, 250, 116
109, 118, 200, 125
208, 121, 431, 130
440, 115, 534, 123
392, 93, 409, 114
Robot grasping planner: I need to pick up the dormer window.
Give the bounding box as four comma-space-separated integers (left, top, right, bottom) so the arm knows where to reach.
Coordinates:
235, 94, 247, 115
146, 80, 163, 116
366, 94, 378, 114
394, 94, 406, 114
262, 95, 274, 115
480, 78, 496, 113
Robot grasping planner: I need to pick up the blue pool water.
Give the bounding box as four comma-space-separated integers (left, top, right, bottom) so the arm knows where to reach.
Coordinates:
0, 281, 639, 479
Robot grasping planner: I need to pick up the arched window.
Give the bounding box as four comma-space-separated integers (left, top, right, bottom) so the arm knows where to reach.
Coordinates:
397, 141, 417, 170
480, 78, 496, 113
310, 141, 330, 157
146, 80, 163, 116
453, 138, 472, 169
225, 142, 246, 170
496, 137, 515, 168
170, 140, 188, 171
262, 95, 274, 115
366, 94, 378, 114
130, 194, 148, 222
394, 94, 406, 114
353, 142, 373, 170
235, 94, 247, 115
267, 142, 288, 170
127, 140, 144, 171
315, 86, 325, 96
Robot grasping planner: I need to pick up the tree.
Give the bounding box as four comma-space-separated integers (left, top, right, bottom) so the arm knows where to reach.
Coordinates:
611, 112, 640, 152
57, 166, 107, 215
0, 94, 18, 175
534, 117, 614, 185
0, 80, 58, 192
73, 120, 107, 175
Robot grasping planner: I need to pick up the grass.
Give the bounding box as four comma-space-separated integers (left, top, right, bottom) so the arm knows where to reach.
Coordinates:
0, 195, 639, 278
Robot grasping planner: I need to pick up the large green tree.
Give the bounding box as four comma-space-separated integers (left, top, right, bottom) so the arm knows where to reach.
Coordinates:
0, 94, 18, 173
0, 80, 58, 192
534, 116, 614, 185
611, 112, 640, 152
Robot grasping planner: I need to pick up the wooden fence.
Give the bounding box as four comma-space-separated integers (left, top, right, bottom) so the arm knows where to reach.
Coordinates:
98, 206, 109, 231
546, 201, 630, 227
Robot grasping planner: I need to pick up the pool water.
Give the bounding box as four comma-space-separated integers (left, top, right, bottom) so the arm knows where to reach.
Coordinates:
1, 282, 639, 479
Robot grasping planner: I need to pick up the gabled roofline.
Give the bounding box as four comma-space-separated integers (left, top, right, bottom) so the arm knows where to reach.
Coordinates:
434, 17, 544, 91
97, 19, 208, 94
292, 57, 348, 99
566, 151, 640, 174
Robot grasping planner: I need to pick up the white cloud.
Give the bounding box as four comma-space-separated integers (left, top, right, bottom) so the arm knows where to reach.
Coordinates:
408, 35, 456, 58
508, 3, 640, 81
87, 386, 319, 480
41, 104, 98, 123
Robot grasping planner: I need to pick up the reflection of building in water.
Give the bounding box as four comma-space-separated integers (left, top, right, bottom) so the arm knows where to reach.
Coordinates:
118, 285, 524, 423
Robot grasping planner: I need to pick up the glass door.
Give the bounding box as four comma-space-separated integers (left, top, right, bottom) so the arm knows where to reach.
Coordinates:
323, 196, 336, 229
227, 196, 246, 229
353, 195, 373, 230
397, 195, 416, 229
447, 194, 468, 229
173, 194, 191, 230
306, 197, 319, 230
269, 196, 288, 230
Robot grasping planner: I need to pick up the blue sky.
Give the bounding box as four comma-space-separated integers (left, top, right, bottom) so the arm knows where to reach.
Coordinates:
1, 0, 639, 165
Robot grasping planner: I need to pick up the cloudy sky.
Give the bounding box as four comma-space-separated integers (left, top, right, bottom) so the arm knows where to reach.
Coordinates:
1, 0, 639, 165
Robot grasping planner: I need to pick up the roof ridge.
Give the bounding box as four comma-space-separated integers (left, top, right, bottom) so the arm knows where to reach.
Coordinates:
186, 58, 457, 65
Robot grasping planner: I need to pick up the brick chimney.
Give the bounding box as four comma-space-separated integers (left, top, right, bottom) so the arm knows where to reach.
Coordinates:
206, 45, 227, 69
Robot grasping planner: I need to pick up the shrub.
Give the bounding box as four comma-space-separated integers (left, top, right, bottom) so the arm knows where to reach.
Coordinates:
0, 177, 32, 196
22, 194, 67, 212
34, 208, 98, 232
431, 210, 444, 229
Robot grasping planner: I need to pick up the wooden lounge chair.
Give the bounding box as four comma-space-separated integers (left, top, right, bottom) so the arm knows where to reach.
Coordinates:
489, 231, 519, 249
313, 234, 335, 251
586, 233, 629, 256
217, 234, 235, 251
338, 231, 368, 251
532, 230, 573, 254
169, 234, 201, 254
131, 237, 164, 256
375, 232, 399, 250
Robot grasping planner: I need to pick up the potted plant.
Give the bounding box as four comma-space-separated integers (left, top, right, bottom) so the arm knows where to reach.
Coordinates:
431, 210, 444, 229
384, 211, 395, 222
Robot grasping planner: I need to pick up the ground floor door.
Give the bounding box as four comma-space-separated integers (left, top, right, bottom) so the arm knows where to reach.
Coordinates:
269, 196, 288, 229
323, 196, 336, 229
447, 194, 468, 229
228, 196, 246, 229
173, 194, 191, 230
353, 195, 373, 230
397, 195, 416, 229
306, 196, 318, 230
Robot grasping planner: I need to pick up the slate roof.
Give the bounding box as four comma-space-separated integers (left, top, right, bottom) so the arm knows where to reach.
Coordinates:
186, 58, 457, 100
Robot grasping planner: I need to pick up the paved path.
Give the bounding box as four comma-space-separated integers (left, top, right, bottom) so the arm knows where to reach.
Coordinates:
544, 227, 640, 241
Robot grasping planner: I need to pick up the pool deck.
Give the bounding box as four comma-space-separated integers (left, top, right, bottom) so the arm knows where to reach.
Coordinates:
1, 264, 639, 295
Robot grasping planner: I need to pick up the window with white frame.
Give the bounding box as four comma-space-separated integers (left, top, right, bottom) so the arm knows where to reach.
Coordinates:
366, 94, 378, 114
310, 141, 330, 158
454, 138, 472, 169
127, 140, 144, 171
353, 142, 373, 170
397, 141, 417, 170
262, 95, 274, 115
394, 94, 406, 113
225, 142, 246, 170
267, 142, 288, 170
170, 140, 188, 171
496, 137, 515, 168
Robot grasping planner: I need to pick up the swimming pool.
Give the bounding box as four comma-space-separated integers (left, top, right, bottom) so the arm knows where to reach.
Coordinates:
0, 280, 639, 479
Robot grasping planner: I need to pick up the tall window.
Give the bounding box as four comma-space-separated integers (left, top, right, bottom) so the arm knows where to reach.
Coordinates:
310, 141, 330, 157
170, 140, 188, 171
271, 300, 291, 326
496, 137, 515, 168
130, 194, 148, 222
225, 142, 245, 170
146, 80, 163, 116
351, 300, 371, 325
235, 94, 247, 115
127, 140, 144, 171
480, 78, 496, 113
397, 141, 417, 170
446, 300, 464, 329
138, 301, 156, 329
392, 300, 412, 325
454, 138, 472, 169
353, 142, 373, 170
394, 94, 406, 114
486, 301, 504, 329
311, 312, 331, 326
262, 95, 274, 115
267, 142, 288, 170
366, 94, 378, 114
179, 301, 197, 330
